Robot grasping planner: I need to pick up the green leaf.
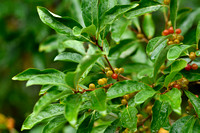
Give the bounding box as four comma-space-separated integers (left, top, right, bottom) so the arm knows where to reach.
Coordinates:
167, 45, 196, 60
129, 89, 156, 106
151, 101, 171, 133
12, 68, 64, 81
77, 113, 95, 133
170, 59, 187, 72
111, 17, 129, 43
21, 104, 64, 131
142, 13, 155, 39
107, 80, 153, 99
42, 115, 66, 133
196, 21, 200, 45
121, 106, 138, 130
125, 0, 161, 19
26, 74, 67, 87
33, 87, 72, 115
179, 8, 200, 35
196, 50, 200, 56
100, 4, 139, 29
182, 68, 200, 81
193, 118, 200, 132
62, 40, 85, 55
65, 72, 76, 89
104, 119, 120, 133
153, 45, 174, 80
99, 0, 117, 17
89, 89, 107, 115
184, 91, 200, 117
74, 52, 103, 88
170, 0, 178, 29
164, 72, 182, 87
72, 26, 82, 36
146, 36, 168, 56
37, 6, 81, 35
64, 94, 82, 127
81, 24, 96, 37
169, 115, 196, 133
81, 0, 98, 27
159, 88, 182, 114
54, 52, 83, 63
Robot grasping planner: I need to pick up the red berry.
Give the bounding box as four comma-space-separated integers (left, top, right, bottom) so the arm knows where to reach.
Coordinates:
168, 27, 174, 34
195, 95, 199, 98
163, 29, 169, 36
185, 64, 192, 71
191, 63, 198, 70
112, 73, 118, 79
173, 84, 181, 89
176, 29, 181, 34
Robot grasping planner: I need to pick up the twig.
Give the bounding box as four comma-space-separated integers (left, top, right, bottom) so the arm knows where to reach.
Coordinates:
119, 74, 131, 80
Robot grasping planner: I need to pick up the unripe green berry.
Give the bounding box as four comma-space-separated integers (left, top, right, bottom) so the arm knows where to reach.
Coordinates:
137, 114, 143, 121
123, 95, 130, 100
189, 52, 196, 60
114, 68, 119, 73
98, 79, 105, 85
174, 39, 180, 44
105, 67, 110, 72
167, 41, 174, 45
89, 83, 95, 89
137, 33, 144, 39
106, 70, 113, 77
121, 99, 128, 105
119, 68, 124, 73
102, 78, 107, 84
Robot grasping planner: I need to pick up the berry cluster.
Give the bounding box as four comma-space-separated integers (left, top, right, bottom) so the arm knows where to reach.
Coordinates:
169, 77, 189, 90
162, 27, 181, 36
105, 67, 124, 79
88, 78, 108, 89
185, 52, 198, 71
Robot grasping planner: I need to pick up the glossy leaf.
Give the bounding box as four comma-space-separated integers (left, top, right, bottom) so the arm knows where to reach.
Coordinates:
62, 40, 85, 55
129, 89, 156, 106
74, 52, 103, 88
37, 6, 81, 35
81, 24, 96, 37
170, 0, 178, 29
184, 90, 200, 117
33, 87, 72, 115
159, 88, 182, 114
77, 113, 95, 133
81, 0, 98, 27
153, 45, 174, 80
125, 0, 161, 19
142, 13, 155, 39
196, 50, 200, 56
151, 100, 171, 133
196, 21, 200, 45
12, 68, 64, 81
21, 104, 64, 131
179, 8, 200, 35
54, 52, 83, 63
100, 4, 139, 29
170, 115, 196, 133
89, 89, 107, 115
182, 69, 200, 81
99, 0, 117, 17
64, 94, 82, 126
26, 74, 67, 87
167, 45, 196, 60
107, 80, 153, 99
121, 106, 138, 130
39, 35, 58, 53
193, 118, 200, 132
42, 115, 66, 133
146, 36, 168, 56
164, 72, 182, 87
170, 59, 187, 72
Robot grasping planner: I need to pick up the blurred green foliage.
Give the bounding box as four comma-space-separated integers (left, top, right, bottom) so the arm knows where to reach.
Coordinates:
0, 0, 200, 132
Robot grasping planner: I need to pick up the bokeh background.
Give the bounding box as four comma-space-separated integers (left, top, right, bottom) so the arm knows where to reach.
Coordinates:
0, 0, 200, 132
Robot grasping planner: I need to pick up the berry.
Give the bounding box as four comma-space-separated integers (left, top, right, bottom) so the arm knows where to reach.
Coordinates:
177, 35, 184, 41
176, 28, 181, 34
137, 33, 144, 39
173, 84, 181, 89
160, 65, 166, 71
181, 77, 189, 85
121, 99, 127, 105
102, 78, 107, 84
139, 128, 145, 132
168, 27, 174, 34
143, 126, 149, 131
123, 95, 130, 100
167, 40, 174, 45
186, 106, 192, 112
163, 29, 169, 36
164, 0, 170, 5
167, 21, 172, 27
172, 34, 177, 40
112, 73, 118, 79
191, 63, 198, 70
106, 70, 113, 77
174, 39, 180, 44
189, 52, 196, 60
137, 114, 143, 121
158, 128, 169, 133
114, 68, 119, 73
105, 67, 110, 72
185, 64, 191, 71
119, 68, 124, 73
98, 79, 105, 85
6, 118, 15, 130
146, 105, 153, 114
89, 83, 95, 89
